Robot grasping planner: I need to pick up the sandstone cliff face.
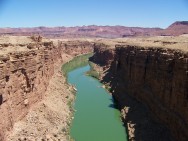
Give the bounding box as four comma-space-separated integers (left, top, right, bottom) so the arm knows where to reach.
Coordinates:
0, 38, 93, 140
0, 42, 58, 140
62, 40, 94, 56
93, 43, 115, 66
92, 44, 188, 141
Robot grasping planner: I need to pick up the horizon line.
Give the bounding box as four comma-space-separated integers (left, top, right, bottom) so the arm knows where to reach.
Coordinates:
0, 24, 164, 29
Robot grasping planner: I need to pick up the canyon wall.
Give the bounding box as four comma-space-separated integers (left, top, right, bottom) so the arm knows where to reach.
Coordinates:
1, 36, 187, 140
92, 44, 188, 141
0, 39, 93, 140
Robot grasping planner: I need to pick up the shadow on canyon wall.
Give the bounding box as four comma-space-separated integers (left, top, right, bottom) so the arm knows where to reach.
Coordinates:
92, 59, 173, 141
104, 67, 173, 141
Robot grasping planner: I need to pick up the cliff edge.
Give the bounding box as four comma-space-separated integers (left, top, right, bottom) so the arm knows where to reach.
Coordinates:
91, 36, 188, 141
0, 36, 93, 140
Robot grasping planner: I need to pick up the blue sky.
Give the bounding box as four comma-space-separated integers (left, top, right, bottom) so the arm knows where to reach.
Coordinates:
0, 0, 188, 28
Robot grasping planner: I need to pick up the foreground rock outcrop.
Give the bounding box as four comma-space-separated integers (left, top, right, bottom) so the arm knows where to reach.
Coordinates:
91, 39, 188, 141
0, 36, 93, 140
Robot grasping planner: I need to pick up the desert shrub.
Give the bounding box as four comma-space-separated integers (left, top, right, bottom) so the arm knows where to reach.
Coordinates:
30, 35, 42, 42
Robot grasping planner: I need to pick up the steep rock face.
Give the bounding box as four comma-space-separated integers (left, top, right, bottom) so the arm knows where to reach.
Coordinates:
92, 43, 115, 66
0, 42, 59, 140
0, 39, 93, 140
62, 41, 94, 56
92, 45, 188, 140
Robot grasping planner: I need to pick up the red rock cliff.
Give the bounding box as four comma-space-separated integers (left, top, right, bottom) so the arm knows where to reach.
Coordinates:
0, 38, 93, 140
92, 44, 188, 141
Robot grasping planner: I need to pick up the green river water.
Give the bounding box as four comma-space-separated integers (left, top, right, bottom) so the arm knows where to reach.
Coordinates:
68, 65, 128, 141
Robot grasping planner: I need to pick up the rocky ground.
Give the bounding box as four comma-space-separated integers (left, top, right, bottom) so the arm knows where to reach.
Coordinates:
93, 34, 188, 52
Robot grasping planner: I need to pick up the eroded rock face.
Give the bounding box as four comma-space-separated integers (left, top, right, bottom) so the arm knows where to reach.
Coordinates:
92, 44, 188, 141
91, 43, 115, 67
62, 41, 94, 56
0, 39, 93, 140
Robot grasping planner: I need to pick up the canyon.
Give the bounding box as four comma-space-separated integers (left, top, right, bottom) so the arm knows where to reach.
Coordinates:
0, 34, 188, 140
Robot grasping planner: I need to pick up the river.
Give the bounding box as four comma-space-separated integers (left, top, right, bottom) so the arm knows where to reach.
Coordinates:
68, 65, 127, 141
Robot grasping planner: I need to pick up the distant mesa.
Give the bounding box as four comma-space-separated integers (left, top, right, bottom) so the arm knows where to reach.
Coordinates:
170, 21, 188, 26
0, 21, 188, 38
158, 21, 188, 36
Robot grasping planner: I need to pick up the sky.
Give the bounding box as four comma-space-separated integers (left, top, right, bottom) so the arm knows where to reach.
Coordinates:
0, 0, 188, 28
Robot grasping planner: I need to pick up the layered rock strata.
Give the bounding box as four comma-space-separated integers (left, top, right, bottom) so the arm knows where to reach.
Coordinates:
92, 44, 188, 141
0, 37, 93, 140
